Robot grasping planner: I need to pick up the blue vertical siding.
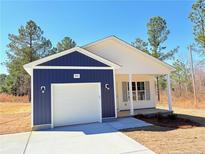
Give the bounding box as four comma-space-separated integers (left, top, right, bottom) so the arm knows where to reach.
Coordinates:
33, 69, 115, 125
38, 51, 108, 67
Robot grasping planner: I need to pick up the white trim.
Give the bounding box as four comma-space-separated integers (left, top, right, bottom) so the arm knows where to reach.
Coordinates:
51, 82, 102, 128
32, 124, 51, 130
144, 82, 147, 100
113, 70, 117, 118
82, 35, 114, 48
31, 69, 33, 127
167, 74, 173, 111
136, 82, 139, 102
24, 47, 120, 75
102, 117, 116, 122
136, 81, 148, 101
128, 74, 134, 115
98, 83, 102, 123
83, 36, 175, 72
102, 117, 116, 120
34, 66, 114, 70
154, 77, 158, 106
51, 84, 54, 128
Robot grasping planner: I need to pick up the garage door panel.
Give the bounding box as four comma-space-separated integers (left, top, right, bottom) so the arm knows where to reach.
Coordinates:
52, 83, 101, 127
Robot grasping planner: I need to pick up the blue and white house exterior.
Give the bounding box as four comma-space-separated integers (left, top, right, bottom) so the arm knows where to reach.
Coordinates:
24, 36, 174, 129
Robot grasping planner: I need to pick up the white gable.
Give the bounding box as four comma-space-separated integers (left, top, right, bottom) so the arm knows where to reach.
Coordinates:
83, 36, 175, 74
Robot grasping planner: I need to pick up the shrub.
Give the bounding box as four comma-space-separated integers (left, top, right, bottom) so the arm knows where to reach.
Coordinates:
155, 112, 164, 121
168, 113, 178, 120
0, 93, 29, 103
135, 114, 146, 119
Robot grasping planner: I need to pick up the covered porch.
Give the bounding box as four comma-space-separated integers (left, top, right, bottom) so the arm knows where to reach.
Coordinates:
114, 73, 173, 118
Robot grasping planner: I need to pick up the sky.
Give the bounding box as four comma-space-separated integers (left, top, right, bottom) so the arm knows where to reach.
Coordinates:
0, 0, 196, 74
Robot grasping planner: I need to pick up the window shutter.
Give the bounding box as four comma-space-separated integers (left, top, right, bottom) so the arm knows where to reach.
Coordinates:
145, 81, 150, 100
122, 82, 128, 102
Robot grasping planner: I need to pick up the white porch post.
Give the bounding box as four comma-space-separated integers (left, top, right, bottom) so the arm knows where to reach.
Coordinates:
129, 74, 134, 115
113, 70, 117, 118
167, 74, 173, 111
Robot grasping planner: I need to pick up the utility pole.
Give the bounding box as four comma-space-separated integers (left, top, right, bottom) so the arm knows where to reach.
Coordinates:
189, 45, 197, 105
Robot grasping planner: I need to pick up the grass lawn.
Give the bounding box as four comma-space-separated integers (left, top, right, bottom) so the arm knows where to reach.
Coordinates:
123, 105, 205, 154
0, 103, 31, 135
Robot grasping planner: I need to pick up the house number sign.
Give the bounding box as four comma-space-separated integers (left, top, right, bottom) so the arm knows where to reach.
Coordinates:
73, 74, 80, 79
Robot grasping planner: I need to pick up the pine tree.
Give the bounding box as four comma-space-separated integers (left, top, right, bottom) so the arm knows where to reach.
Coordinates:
6, 20, 55, 99
189, 0, 205, 54
133, 16, 178, 100
57, 37, 76, 52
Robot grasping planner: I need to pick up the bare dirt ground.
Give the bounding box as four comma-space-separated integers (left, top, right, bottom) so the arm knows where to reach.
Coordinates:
0, 103, 31, 135
1, 95, 205, 153
123, 105, 205, 154
124, 126, 205, 154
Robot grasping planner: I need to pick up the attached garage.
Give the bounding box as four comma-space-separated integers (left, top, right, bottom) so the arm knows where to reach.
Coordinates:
24, 36, 174, 130
52, 83, 102, 127
24, 47, 120, 129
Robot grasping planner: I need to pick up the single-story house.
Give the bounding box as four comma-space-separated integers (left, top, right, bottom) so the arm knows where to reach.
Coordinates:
24, 36, 174, 130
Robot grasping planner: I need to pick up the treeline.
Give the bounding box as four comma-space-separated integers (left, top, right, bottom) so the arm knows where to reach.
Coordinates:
131, 0, 205, 102
0, 20, 76, 99
0, 0, 204, 103
165, 0, 205, 102
169, 60, 204, 102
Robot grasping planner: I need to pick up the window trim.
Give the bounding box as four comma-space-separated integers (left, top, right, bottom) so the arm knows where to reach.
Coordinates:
137, 82, 146, 101
121, 81, 150, 102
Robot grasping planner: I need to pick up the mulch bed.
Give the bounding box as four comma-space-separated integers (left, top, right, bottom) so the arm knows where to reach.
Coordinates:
135, 114, 201, 129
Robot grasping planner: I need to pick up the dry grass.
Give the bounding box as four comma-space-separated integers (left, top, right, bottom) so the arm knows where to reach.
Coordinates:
123, 106, 205, 154
158, 104, 205, 119
0, 103, 31, 135
0, 103, 31, 114
159, 92, 205, 109
1, 92, 205, 154
0, 93, 28, 103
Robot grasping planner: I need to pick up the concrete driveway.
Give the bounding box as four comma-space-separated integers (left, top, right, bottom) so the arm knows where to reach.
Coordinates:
0, 117, 154, 154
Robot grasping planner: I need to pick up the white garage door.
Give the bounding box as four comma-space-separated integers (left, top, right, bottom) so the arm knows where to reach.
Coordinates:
52, 83, 102, 127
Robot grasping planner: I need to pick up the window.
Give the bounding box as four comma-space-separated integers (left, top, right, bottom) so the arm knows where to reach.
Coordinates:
122, 82, 136, 101
132, 82, 137, 101
122, 81, 150, 102
127, 82, 137, 101
137, 82, 145, 100
137, 81, 150, 100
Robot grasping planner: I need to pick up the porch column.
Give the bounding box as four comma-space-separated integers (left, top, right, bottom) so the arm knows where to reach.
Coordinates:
129, 74, 134, 115
113, 70, 117, 118
167, 74, 173, 111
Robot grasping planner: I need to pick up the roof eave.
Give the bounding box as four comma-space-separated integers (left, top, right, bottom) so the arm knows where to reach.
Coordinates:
83, 35, 175, 73
23, 46, 121, 76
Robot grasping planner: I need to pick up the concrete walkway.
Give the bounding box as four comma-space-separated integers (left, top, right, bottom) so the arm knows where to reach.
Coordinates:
0, 117, 154, 154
